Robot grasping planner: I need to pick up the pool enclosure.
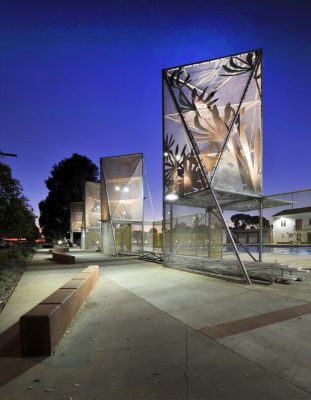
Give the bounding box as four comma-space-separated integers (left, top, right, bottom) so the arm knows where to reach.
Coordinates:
100, 153, 144, 255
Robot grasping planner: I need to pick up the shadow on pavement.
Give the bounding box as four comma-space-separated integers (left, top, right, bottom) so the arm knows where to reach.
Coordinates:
0, 322, 46, 387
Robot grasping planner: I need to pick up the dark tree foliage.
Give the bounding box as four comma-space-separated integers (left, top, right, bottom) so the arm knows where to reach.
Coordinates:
0, 162, 39, 240
172, 222, 192, 233
39, 153, 98, 240
231, 213, 270, 229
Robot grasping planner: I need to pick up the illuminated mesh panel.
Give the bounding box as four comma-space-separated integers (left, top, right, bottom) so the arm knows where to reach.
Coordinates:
163, 205, 223, 266
213, 52, 262, 195
115, 160, 143, 221
113, 223, 143, 253
164, 205, 205, 258
100, 154, 144, 255
84, 182, 101, 228
114, 224, 131, 252
100, 166, 110, 221
70, 202, 84, 232
84, 182, 101, 249
100, 161, 115, 254
101, 154, 143, 221
163, 78, 206, 197
165, 51, 258, 181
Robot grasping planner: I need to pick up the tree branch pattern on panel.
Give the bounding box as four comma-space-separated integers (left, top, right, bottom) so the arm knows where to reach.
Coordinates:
165, 50, 262, 195
164, 134, 205, 196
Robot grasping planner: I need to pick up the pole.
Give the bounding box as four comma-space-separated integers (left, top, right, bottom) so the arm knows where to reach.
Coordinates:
259, 197, 263, 262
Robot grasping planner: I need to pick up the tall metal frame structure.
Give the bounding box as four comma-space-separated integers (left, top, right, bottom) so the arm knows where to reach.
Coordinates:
100, 153, 144, 255
82, 181, 101, 249
162, 49, 264, 284
69, 202, 84, 245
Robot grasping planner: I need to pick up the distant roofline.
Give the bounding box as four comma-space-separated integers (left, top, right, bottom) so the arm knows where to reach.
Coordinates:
272, 206, 311, 217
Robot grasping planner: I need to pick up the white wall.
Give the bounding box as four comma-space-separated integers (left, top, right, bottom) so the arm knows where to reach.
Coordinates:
272, 212, 311, 244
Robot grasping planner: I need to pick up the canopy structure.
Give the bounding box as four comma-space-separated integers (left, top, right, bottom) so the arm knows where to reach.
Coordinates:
163, 50, 265, 283
100, 153, 144, 255
172, 188, 294, 211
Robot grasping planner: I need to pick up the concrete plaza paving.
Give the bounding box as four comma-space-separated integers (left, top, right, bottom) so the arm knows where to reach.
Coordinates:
0, 249, 310, 399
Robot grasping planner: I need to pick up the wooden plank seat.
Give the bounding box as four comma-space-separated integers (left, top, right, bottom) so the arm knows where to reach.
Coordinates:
20, 265, 99, 357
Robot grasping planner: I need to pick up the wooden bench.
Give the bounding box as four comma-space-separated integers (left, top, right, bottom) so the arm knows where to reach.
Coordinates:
51, 250, 75, 264
20, 265, 99, 357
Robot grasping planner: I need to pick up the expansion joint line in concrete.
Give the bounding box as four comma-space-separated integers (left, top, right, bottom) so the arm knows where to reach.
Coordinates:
199, 303, 311, 339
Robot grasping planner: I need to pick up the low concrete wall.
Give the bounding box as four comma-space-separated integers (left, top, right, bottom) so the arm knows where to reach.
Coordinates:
52, 251, 75, 264
20, 265, 99, 357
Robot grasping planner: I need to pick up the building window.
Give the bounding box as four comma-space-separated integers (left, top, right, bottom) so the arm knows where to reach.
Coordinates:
281, 220, 286, 227
281, 234, 285, 238
295, 219, 303, 230
289, 234, 293, 238
309, 218, 311, 226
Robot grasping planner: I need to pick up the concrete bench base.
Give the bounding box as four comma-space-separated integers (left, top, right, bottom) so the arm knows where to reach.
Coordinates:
0, 322, 20, 357
20, 265, 99, 357
52, 251, 75, 264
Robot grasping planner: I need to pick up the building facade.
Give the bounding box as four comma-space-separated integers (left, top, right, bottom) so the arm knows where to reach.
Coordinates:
272, 207, 311, 244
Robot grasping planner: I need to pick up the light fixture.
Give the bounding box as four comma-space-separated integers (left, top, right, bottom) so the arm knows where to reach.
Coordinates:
123, 187, 129, 193
115, 186, 120, 191
165, 193, 179, 201
164, 152, 168, 157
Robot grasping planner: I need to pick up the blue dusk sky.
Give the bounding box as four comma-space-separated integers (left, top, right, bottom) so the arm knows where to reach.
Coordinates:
0, 0, 310, 220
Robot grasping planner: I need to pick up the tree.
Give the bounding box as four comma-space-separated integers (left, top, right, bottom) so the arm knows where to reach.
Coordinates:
39, 153, 98, 240
230, 213, 271, 229
0, 162, 39, 241
230, 214, 249, 229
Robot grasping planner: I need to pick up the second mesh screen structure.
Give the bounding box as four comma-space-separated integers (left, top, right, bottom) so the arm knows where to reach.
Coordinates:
81, 181, 101, 249
70, 202, 84, 246
100, 153, 144, 255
